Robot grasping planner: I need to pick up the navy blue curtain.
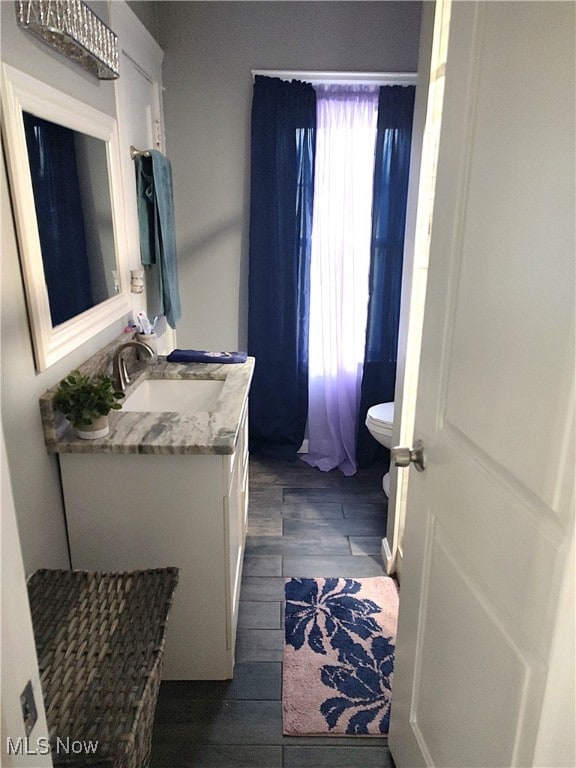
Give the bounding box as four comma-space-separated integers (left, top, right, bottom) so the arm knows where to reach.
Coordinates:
23, 113, 92, 327
357, 86, 416, 468
248, 76, 317, 461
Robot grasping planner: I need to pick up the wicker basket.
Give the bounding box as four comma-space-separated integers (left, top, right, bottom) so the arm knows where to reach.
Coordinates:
27, 568, 179, 768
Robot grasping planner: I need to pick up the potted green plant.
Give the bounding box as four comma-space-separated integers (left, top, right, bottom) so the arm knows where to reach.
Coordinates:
54, 370, 124, 440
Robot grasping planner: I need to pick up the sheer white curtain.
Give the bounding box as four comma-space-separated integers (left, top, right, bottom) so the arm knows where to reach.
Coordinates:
302, 85, 379, 476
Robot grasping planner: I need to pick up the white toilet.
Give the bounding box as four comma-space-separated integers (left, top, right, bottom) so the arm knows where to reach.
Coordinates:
365, 402, 394, 497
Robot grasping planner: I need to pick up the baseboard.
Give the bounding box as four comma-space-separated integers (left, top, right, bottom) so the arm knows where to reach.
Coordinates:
382, 537, 396, 576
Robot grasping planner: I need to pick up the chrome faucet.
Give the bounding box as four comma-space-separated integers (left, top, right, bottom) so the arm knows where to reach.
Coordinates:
112, 340, 154, 391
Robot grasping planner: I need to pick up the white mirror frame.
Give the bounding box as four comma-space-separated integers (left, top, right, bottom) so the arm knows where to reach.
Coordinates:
1, 64, 131, 371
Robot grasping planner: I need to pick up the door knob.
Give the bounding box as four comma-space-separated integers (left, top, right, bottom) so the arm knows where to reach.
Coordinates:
392, 440, 426, 472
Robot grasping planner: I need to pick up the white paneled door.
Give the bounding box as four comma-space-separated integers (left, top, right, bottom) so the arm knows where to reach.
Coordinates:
389, 2, 575, 767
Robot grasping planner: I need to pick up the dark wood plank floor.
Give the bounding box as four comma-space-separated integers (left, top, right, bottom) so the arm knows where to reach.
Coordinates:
151, 454, 396, 768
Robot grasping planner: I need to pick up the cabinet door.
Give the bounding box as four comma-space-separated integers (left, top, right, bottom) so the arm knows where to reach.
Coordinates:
225, 463, 241, 651
239, 402, 249, 539
225, 402, 249, 651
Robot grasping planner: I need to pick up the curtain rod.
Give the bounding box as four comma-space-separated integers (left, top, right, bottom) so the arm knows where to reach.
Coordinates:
251, 70, 417, 86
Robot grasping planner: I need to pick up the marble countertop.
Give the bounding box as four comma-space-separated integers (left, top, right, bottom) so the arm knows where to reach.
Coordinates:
40, 356, 255, 455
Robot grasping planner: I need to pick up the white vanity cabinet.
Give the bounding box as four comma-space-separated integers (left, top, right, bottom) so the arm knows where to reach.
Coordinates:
58, 402, 249, 680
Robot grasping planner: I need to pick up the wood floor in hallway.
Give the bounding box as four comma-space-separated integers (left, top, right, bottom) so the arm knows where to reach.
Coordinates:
151, 454, 396, 768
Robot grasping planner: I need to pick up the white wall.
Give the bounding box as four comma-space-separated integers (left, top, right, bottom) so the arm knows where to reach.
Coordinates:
155, 1, 423, 350
1, 426, 52, 767
0, 1, 130, 574
0, 4, 162, 756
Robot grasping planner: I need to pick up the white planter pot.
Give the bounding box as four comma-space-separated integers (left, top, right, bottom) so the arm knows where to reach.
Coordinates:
74, 414, 109, 440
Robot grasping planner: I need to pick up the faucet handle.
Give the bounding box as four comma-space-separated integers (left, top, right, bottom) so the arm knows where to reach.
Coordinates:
120, 356, 130, 386
113, 339, 154, 391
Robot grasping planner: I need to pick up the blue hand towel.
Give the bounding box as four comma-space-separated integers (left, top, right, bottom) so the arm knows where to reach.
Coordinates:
167, 349, 248, 364
135, 150, 182, 329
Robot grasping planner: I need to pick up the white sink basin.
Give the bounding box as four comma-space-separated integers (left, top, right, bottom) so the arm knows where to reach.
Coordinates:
122, 378, 224, 413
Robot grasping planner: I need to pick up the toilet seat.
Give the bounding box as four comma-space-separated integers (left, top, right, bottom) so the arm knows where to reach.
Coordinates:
366, 402, 394, 436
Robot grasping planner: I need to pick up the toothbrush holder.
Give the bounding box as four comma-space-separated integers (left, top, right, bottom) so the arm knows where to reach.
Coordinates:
135, 332, 158, 362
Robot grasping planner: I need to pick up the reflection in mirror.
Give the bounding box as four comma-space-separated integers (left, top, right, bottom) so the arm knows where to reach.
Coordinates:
23, 112, 119, 327
1, 64, 131, 371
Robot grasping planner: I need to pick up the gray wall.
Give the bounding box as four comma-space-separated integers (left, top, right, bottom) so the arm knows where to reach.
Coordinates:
0, 2, 129, 573
127, 0, 161, 40
155, 2, 422, 350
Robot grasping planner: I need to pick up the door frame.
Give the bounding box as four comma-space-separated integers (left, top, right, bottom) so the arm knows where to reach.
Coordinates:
383, 0, 437, 577
111, 2, 176, 354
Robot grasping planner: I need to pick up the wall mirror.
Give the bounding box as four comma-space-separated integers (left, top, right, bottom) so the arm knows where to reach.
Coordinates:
1, 64, 131, 371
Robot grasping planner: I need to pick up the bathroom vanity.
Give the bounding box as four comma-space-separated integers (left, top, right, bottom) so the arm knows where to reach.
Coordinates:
40, 339, 254, 680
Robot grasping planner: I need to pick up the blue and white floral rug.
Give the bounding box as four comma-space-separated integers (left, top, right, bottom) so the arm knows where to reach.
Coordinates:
283, 576, 398, 736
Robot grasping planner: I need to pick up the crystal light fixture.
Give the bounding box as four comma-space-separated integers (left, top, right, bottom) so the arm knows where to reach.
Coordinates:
16, 0, 119, 80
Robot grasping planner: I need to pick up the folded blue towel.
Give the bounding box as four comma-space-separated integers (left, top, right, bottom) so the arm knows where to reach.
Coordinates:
166, 349, 247, 364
